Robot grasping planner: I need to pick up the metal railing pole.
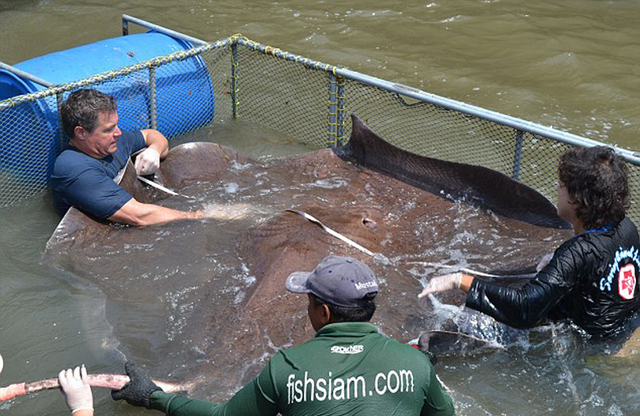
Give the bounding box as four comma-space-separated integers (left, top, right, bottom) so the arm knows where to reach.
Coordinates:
56, 92, 65, 151
148, 65, 158, 129
328, 73, 338, 147
0, 61, 54, 88
122, 17, 129, 36
231, 42, 239, 118
336, 76, 345, 146
513, 130, 524, 180
121, 14, 207, 45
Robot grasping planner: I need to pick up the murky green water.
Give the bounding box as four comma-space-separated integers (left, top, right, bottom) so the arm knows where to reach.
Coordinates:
1, 1, 639, 415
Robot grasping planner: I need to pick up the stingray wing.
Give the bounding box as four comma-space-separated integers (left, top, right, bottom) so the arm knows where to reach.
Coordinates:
334, 114, 570, 229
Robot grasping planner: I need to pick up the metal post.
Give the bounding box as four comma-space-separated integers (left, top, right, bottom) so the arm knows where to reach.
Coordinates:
121, 14, 207, 45
231, 42, 238, 118
328, 73, 338, 147
149, 65, 158, 129
122, 17, 129, 36
56, 91, 65, 151
0, 61, 53, 88
336, 76, 345, 146
513, 129, 524, 180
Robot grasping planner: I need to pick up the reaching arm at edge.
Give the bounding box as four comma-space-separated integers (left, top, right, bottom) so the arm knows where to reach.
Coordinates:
149, 362, 280, 416
108, 198, 203, 227
421, 362, 455, 416
465, 241, 583, 328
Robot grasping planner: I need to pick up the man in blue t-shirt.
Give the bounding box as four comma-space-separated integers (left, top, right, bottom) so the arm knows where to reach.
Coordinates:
51, 89, 203, 226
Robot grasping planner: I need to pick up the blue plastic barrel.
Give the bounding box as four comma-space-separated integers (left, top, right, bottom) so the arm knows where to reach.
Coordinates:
0, 32, 214, 183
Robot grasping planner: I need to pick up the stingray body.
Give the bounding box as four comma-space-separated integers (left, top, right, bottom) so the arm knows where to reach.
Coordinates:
44, 115, 571, 399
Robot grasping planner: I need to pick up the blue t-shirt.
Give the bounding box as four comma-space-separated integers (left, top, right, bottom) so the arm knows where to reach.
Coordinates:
51, 131, 146, 219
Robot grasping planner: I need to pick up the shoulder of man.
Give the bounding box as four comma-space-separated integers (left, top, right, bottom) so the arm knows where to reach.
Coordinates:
52, 148, 100, 178
617, 216, 639, 243
378, 335, 435, 366
275, 328, 433, 368
121, 130, 146, 152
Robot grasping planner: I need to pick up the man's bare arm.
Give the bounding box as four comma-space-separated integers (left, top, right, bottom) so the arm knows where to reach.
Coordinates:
140, 129, 169, 158
108, 199, 203, 226
135, 129, 169, 175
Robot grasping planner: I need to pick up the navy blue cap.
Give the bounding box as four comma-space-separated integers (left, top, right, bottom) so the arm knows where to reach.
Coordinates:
286, 255, 379, 307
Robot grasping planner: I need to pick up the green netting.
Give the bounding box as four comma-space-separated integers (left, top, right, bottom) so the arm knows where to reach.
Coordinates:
0, 34, 638, 225
233, 44, 331, 148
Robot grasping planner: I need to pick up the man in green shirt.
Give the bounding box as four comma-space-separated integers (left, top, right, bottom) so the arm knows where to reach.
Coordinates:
112, 255, 455, 415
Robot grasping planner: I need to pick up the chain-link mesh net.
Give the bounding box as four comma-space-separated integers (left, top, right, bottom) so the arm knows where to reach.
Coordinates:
0, 94, 59, 204
228, 38, 640, 224
233, 44, 331, 149
1, 34, 638, 224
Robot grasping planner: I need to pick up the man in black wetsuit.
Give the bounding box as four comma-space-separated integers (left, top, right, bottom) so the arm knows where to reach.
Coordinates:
421, 146, 640, 338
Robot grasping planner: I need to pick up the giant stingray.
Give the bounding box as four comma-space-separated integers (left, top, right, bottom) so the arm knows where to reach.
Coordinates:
44, 115, 571, 400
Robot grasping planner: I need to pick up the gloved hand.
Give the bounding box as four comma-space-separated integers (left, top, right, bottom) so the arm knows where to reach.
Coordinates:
536, 252, 554, 272
111, 361, 162, 408
418, 272, 463, 298
58, 365, 93, 414
134, 147, 161, 175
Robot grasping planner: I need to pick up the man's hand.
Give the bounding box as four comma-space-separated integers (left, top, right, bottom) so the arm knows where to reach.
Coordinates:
418, 273, 463, 298
58, 365, 93, 414
134, 148, 161, 175
111, 361, 162, 408
203, 203, 253, 220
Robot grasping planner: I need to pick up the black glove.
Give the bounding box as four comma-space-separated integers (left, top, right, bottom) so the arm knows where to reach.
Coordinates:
111, 361, 162, 408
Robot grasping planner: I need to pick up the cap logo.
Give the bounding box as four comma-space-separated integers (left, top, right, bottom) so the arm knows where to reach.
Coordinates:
285, 255, 378, 307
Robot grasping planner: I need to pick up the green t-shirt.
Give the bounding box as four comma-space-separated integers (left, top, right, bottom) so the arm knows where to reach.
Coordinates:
151, 322, 454, 416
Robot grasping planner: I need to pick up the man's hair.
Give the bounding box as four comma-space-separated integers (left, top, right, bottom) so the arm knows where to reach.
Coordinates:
311, 293, 377, 323
558, 145, 629, 230
61, 89, 117, 138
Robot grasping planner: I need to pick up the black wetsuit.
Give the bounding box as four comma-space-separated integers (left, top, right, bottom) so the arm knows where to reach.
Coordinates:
467, 217, 640, 337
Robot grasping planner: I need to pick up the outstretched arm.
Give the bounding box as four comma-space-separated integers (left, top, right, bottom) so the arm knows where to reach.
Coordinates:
108, 198, 203, 227
113, 361, 279, 416
420, 242, 582, 329
141, 129, 169, 158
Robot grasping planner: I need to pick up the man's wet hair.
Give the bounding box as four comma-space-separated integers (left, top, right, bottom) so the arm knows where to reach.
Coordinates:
311, 293, 377, 323
61, 89, 117, 138
559, 145, 629, 230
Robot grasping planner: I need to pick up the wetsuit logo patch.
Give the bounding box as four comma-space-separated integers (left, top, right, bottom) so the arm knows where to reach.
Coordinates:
601, 246, 640, 295
618, 264, 636, 300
